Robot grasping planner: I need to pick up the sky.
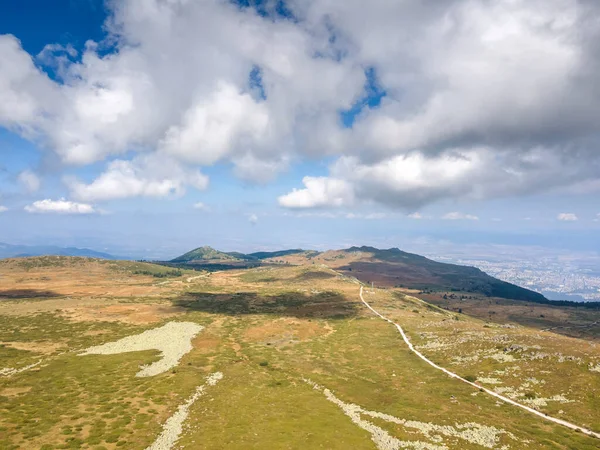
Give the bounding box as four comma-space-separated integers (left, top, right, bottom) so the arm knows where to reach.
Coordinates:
1, 0, 600, 259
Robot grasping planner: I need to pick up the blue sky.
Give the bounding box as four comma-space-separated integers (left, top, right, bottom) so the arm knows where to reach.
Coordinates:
1, 0, 599, 259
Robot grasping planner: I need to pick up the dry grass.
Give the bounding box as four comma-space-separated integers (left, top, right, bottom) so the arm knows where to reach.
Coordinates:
0, 258, 599, 449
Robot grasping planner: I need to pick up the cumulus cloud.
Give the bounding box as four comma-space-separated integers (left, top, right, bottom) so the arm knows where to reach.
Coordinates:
408, 212, 422, 219
24, 198, 96, 214
278, 176, 354, 208
557, 213, 578, 221
18, 169, 40, 193
248, 213, 258, 225
0, 206, 8, 213
0, 1, 363, 177
442, 212, 479, 221
2, 0, 600, 207
67, 155, 208, 202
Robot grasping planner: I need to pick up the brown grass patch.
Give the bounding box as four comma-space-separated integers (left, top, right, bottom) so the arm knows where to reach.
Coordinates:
0, 341, 64, 354
244, 318, 333, 347
0, 387, 32, 397
62, 303, 185, 324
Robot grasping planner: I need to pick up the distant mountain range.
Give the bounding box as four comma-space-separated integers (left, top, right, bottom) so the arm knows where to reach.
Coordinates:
170, 245, 547, 303
0, 242, 120, 260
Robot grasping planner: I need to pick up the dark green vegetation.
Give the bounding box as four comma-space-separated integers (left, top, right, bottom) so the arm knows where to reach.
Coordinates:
171, 246, 241, 263
132, 268, 182, 278
338, 246, 547, 303
174, 290, 358, 319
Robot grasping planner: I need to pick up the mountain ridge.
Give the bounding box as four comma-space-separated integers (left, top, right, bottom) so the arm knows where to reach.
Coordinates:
0, 242, 120, 260
170, 245, 547, 303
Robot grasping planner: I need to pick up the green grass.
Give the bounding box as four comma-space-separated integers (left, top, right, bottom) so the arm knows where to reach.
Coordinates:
1, 264, 599, 449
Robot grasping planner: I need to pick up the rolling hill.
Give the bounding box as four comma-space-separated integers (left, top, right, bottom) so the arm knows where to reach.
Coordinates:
170, 247, 307, 263
170, 245, 546, 303
170, 246, 241, 263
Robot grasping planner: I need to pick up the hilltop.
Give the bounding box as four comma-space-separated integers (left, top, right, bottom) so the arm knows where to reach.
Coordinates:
170, 246, 241, 263
170, 247, 308, 264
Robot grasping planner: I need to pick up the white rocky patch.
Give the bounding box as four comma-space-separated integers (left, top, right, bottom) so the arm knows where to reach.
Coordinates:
493, 384, 572, 409
0, 360, 42, 377
305, 379, 516, 449
589, 363, 600, 373
487, 352, 516, 363
79, 322, 203, 377
146, 372, 223, 450
476, 377, 502, 385
521, 395, 573, 408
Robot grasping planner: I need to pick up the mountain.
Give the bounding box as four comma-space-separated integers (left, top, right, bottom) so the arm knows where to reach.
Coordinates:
169, 244, 546, 303
0, 242, 119, 260
335, 246, 546, 302
170, 247, 307, 263
170, 246, 241, 263
246, 249, 306, 260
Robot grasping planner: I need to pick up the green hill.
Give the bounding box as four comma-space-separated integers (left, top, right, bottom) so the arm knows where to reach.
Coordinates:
246, 249, 306, 260
342, 246, 547, 303
171, 246, 241, 263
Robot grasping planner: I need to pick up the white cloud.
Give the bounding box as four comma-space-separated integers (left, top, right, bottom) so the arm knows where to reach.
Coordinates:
24, 198, 96, 214
2, 0, 600, 208
442, 212, 479, 221
345, 212, 387, 220
557, 213, 578, 221
278, 176, 354, 209
67, 154, 208, 202
0, 2, 363, 174
0, 206, 8, 213
408, 212, 422, 219
18, 169, 40, 193
248, 213, 258, 225
193, 202, 210, 211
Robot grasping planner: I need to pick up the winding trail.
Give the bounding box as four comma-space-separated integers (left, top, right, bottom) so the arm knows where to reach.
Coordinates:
358, 286, 600, 440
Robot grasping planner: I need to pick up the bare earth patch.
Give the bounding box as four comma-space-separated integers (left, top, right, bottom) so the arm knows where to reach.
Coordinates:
244, 318, 333, 347
0, 341, 64, 354
0, 386, 32, 397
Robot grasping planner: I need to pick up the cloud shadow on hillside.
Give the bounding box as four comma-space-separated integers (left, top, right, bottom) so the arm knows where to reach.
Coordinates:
172, 290, 359, 319
0, 289, 62, 299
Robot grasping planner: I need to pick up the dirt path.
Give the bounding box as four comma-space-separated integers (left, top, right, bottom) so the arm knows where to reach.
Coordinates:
358, 286, 600, 440
186, 274, 207, 283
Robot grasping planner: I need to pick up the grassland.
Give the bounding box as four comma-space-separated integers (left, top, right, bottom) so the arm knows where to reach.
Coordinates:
0, 257, 599, 449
